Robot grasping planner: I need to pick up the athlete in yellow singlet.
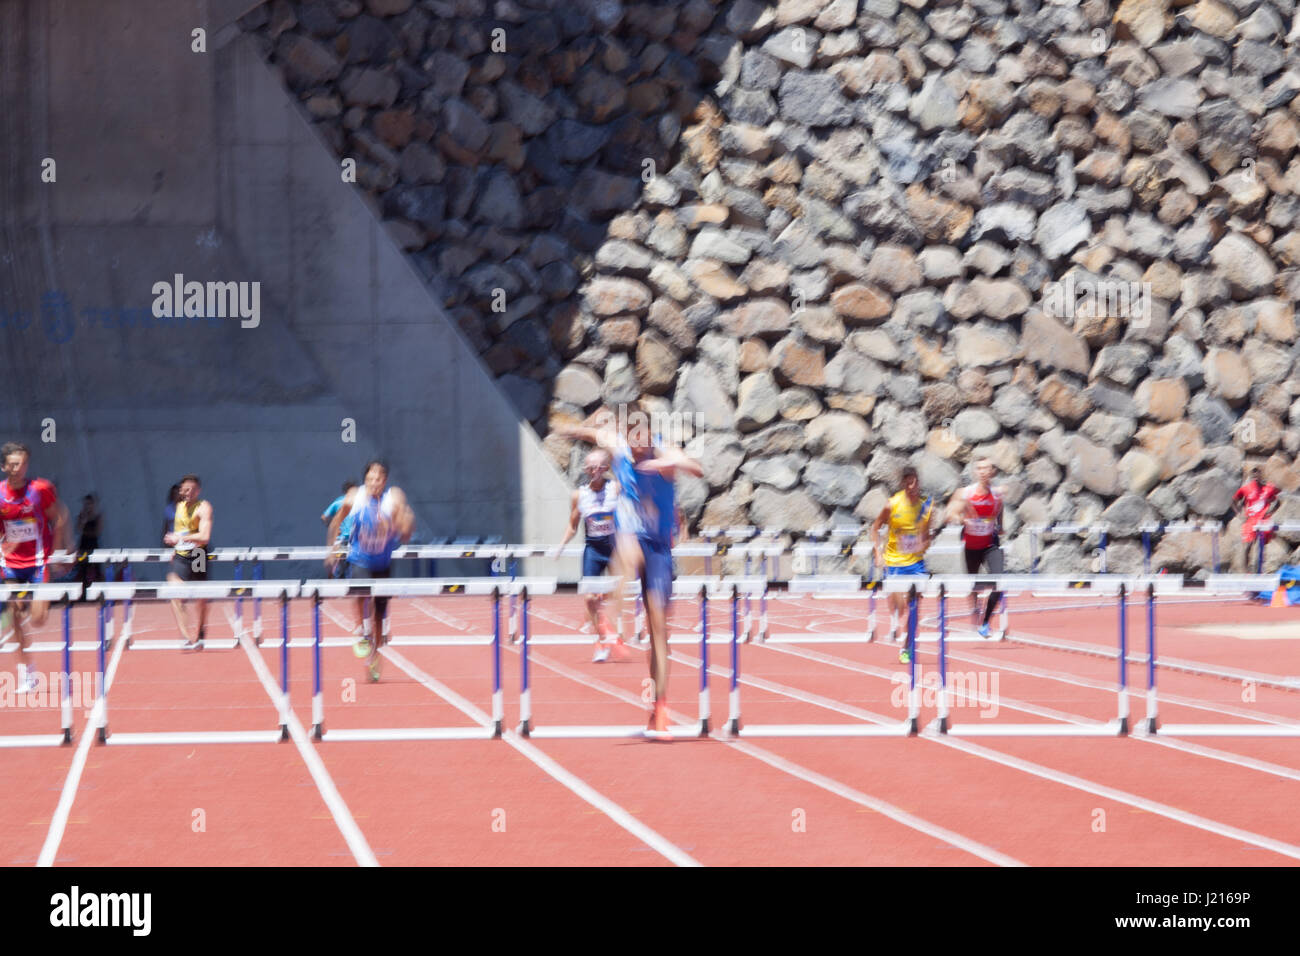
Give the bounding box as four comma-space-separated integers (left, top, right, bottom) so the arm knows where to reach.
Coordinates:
163, 474, 214, 647
869, 465, 934, 662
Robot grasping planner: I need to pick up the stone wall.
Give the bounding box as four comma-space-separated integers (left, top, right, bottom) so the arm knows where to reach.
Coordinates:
241, 0, 1300, 572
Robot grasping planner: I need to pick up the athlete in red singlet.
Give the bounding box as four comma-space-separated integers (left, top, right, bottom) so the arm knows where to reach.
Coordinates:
944, 458, 1004, 637
1233, 466, 1280, 572
0, 442, 70, 692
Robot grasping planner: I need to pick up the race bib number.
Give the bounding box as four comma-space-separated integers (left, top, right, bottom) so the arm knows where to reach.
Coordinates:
586, 513, 614, 538
1248, 500, 1269, 517
965, 518, 995, 536
898, 533, 921, 553
5, 519, 37, 543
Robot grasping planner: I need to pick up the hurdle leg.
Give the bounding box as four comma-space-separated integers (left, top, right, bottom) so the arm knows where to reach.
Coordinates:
311, 593, 323, 740
60, 597, 72, 745
252, 561, 265, 645
1144, 583, 1158, 735
698, 587, 710, 736
758, 582, 768, 643
234, 559, 243, 624
1211, 526, 1221, 574
728, 587, 741, 734
518, 588, 532, 736
997, 592, 1009, 640
278, 593, 289, 741
906, 585, 919, 735
96, 595, 108, 743
1117, 584, 1129, 736
492, 587, 503, 738
936, 584, 949, 734
866, 556, 877, 642
1142, 531, 1151, 575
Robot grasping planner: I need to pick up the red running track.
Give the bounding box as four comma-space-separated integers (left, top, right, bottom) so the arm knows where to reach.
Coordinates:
3, 590, 1299, 866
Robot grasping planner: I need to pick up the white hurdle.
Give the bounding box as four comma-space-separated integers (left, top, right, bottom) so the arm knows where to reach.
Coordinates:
300, 577, 556, 742
911, 573, 1300, 738
84, 580, 298, 745
519, 575, 759, 739
0, 582, 83, 748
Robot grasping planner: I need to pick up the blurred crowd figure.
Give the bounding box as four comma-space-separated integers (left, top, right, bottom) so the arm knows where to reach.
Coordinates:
75, 493, 103, 586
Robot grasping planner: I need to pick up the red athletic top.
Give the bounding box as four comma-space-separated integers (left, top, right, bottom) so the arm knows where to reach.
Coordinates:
0, 478, 57, 569
962, 484, 1002, 550
1235, 480, 1279, 542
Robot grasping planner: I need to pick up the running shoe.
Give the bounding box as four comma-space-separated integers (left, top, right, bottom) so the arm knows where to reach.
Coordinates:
644, 702, 671, 741
367, 655, 382, 682
609, 638, 632, 662
592, 643, 610, 663
898, 647, 911, 664
353, 637, 372, 659
16, 665, 37, 694
978, 623, 991, 638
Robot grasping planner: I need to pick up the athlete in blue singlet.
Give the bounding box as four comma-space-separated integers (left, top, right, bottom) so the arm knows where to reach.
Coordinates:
326, 460, 414, 681
557, 405, 703, 739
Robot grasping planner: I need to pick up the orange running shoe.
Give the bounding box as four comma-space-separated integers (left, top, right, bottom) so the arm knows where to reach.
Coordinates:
609, 638, 632, 661
645, 701, 671, 741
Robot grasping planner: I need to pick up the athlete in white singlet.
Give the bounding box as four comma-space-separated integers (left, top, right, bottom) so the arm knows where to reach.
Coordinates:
556, 449, 630, 662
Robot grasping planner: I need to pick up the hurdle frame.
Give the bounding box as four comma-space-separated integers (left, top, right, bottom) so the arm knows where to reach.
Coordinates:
300, 576, 555, 742
84, 580, 298, 745
519, 575, 760, 739
0, 582, 83, 748
922, 575, 1188, 737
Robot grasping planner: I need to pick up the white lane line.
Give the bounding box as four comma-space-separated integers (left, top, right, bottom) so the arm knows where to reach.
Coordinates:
230, 608, 379, 867
37, 623, 128, 867
1140, 735, 1300, 783
511, 645, 1024, 866
380, 646, 701, 867
765, 642, 1300, 782
931, 734, 1300, 861
745, 645, 1300, 855
727, 741, 1026, 866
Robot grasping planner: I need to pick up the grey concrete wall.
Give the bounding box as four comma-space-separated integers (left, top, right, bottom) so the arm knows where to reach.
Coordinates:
0, 0, 572, 574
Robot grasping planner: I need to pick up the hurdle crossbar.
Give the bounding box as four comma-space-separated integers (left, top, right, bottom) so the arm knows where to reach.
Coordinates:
80, 580, 298, 745
520, 577, 735, 739
0, 583, 82, 748
299, 577, 542, 741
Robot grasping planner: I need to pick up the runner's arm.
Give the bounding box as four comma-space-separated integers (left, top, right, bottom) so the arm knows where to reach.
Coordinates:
557, 490, 581, 552
870, 506, 891, 563
390, 488, 415, 543
326, 489, 356, 547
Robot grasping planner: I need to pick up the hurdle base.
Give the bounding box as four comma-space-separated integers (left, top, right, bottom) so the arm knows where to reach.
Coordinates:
493, 719, 503, 739
1155, 723, 1300, 737
727, 718, 741, 736
941, 720, 1124, 737
731, 722, 913, 738
318, 726, 494, 742
0, 733, 71, 749
311, 722, 323, 741
1143, 717, 1158, 735
104, 730, 286, 745
518, 719, 531, 737
524, 724, 704, 739
278, 723, 289, 742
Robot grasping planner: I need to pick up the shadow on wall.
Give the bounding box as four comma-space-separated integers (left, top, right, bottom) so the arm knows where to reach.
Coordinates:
244, 0, 729, 450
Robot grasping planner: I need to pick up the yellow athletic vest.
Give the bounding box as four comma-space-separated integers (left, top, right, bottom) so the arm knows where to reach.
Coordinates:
885, 491, 931, 566
174, 500, 205, 555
